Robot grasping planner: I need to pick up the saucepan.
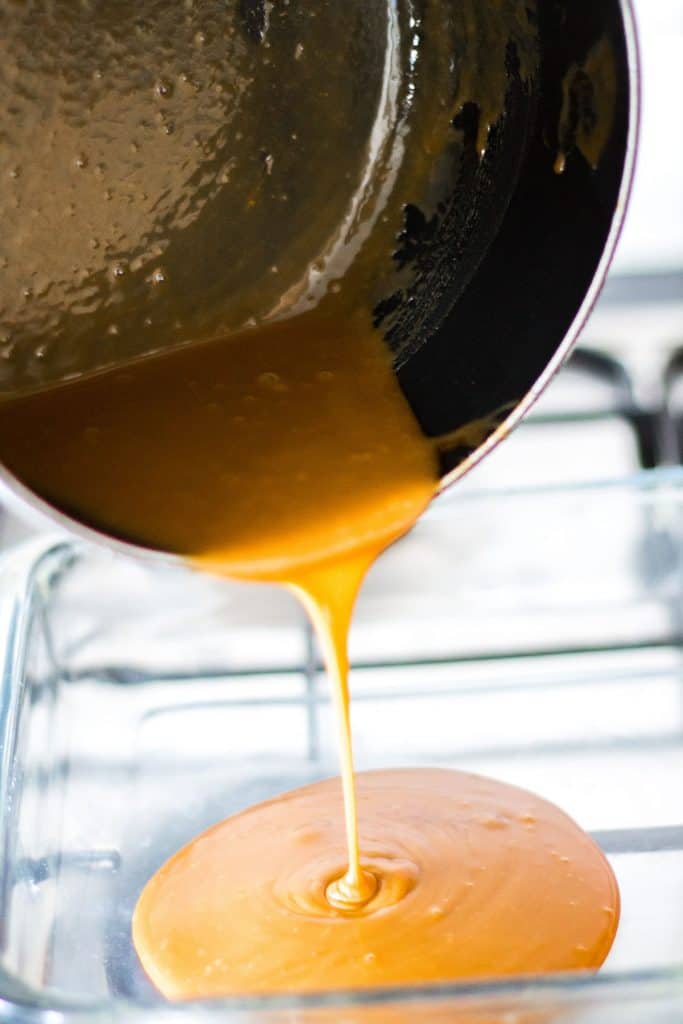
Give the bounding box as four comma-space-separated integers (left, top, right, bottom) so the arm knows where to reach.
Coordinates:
0, 0, 638, 554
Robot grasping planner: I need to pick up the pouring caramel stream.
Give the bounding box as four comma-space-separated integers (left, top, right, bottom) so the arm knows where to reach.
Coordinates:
0, 307, 437, 914
292, 558, 378, 909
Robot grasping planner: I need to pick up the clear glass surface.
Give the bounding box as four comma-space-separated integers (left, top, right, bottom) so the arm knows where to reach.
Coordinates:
1, 469, 683, 1022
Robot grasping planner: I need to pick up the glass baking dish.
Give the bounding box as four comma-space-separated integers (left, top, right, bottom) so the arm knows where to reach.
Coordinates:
1, 469, 683, 1023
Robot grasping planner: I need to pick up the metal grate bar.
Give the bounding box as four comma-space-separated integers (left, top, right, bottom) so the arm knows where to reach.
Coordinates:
593, 825, 683, 856
61, 639, 683, 687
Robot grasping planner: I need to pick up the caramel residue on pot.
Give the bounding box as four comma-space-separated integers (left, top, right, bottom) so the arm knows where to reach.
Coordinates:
555, 35, 618, 175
